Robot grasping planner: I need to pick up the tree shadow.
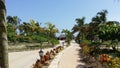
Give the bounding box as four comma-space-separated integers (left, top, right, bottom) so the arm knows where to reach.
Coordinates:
76, 64, 86, 68
100, 49, 120, 57
75, 47, 87, 68
75, 47, 103, 68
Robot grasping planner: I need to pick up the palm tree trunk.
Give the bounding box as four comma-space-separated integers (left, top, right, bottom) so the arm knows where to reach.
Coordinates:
0, 0, 9, 68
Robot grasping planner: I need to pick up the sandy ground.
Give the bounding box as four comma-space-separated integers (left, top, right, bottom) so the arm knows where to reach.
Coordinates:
9, 41, 84, 68
58, 41, 85, 68
8, 43, 62, 68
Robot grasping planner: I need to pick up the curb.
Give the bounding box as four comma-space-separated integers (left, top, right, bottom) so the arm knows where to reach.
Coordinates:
48, 45, 73, 68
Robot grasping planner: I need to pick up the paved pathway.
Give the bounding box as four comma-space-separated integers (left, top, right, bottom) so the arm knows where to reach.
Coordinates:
58, 41, 85, 68
49, 41, 85, 68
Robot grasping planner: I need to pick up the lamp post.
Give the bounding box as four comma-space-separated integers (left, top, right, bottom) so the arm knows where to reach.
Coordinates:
39, 49, 44, 60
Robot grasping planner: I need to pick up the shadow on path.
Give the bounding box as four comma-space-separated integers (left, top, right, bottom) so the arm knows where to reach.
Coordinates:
75, 46, 87, 68
75, 46, 103, 68
76, 65, 86, 68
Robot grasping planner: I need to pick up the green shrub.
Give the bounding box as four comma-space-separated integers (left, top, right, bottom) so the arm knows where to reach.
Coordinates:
81, 39, 91, 45
83, 45, 90, 56
108, 57, 120, 68
50, 39, 59, 46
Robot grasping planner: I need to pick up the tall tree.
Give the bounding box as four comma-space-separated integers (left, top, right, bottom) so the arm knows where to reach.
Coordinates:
6, 16, 21, 42
72, 17, 85, 40
88, 10, 108, 41
0, 0, 9, 68
6, 16, 21, 32
45, 22, 58, 38
97, 10, 108, 23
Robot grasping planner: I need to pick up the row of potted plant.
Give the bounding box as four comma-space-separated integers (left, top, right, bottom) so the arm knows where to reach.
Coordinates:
32, 46, 64, 68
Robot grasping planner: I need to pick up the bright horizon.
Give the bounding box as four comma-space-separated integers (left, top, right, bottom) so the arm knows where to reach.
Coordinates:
6, 0, 120, 32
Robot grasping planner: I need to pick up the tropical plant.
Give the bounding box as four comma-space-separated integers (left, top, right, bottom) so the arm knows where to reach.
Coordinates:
6, 16, 21, 42
108, 57, 120, 68
45, 22, 58, 38
98, 21, 120, 50
50, 38, 59, 46
44, 22, 59, 44
72, 17, 85, 41
6, 16, 21, 30
62, 29, 73, 45
88, 10, 108, 42
7, 23, 17, 42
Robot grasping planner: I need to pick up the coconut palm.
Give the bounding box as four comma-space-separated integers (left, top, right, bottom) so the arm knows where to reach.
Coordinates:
0, 0, 9, 68
81, 24, 90, 39
45, 22, 58, 38
30, 19, 37, 32
6, 16, 21, 28
97, 10, 108, 23
72, 17, 85, 40
88, 10, 108, 41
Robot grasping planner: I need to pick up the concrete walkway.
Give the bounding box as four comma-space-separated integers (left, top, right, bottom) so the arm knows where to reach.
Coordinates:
49, 41, 85, 68
58, 42, 85, 68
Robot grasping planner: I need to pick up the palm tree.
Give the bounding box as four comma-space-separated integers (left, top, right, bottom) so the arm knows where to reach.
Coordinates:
45, 22, 58, 45
30, 19, 37, 32
90, 10, 107, 33
88, 10, 108, 41
97, 10, 108, 23
6, 16, 21, 31
45, 22, 58, 38
72, 17, 85, 40
0, 0, 9, 68
81, 24, 90, 39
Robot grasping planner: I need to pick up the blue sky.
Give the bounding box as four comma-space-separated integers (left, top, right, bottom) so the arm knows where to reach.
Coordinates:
6, 0, 120, 32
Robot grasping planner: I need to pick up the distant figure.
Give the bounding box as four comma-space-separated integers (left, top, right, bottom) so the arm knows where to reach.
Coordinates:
62, 42, 64, 46
78, 39, 81, 44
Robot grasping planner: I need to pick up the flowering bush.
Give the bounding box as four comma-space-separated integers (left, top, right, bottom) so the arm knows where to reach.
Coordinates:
98, 54, 110, 63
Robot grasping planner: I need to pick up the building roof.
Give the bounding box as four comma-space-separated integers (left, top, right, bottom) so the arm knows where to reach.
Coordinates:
58, 34, 66, 38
